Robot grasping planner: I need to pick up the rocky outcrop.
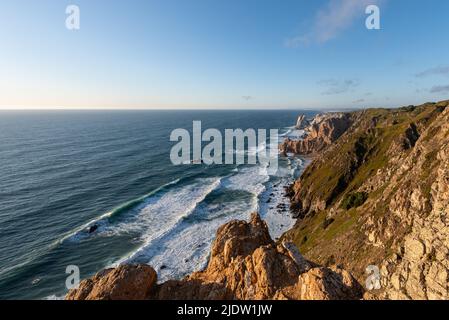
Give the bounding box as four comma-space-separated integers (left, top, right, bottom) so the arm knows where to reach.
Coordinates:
295, 114, 310, 129
280, 112, 353, 155
66, 213, 363, 300
283, 100, 449, 300
275, 265, 363, 300
66, 264, 157, 300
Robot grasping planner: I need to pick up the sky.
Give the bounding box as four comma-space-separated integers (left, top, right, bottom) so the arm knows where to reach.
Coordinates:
0, 0, 449, 110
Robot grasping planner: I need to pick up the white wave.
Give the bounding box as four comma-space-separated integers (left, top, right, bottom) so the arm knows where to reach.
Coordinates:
44, 294, 65, 300
232, 141, 266, 156
258, 151, 309, 239
224, 166, 269, 198
58, 157, 305, 286
123, 200, 252, 282
57, 178, 181, 244
247, 141, 266, 156
110, 165, 274, 282
114, 177, 223, 265
287, 129, 306, 139
258, 179, 296, 240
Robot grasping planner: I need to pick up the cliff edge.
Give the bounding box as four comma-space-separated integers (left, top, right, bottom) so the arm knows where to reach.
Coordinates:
66, 213, 363, 300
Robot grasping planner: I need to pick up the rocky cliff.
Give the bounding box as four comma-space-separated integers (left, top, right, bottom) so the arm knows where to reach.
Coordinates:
283, 100, 449, 299
295, 114, 310, 129
66, 213, 363, 300
280, 112, 353, 155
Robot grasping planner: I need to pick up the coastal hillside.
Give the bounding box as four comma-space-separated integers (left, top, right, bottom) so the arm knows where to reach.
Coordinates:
282, 100, 449, 299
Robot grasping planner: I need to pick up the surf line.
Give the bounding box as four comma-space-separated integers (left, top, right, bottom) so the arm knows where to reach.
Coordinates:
169, 121, 279, 174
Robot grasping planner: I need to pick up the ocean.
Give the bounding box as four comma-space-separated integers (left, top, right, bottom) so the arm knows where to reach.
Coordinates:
0, 110, 316, 299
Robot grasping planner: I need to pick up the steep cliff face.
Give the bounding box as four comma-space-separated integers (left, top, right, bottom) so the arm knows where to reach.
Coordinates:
280, 112, 353, 155
66, 214, 363, 300
283, 100, 449, 299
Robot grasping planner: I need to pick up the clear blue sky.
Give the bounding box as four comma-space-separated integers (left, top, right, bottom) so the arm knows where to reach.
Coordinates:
1, 0, 449, 109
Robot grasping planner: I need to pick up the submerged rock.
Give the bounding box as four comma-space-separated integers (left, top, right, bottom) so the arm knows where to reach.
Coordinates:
87, 225, 98, 234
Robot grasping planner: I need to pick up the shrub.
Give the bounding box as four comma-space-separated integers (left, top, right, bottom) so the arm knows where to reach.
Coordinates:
322, 218, 335, 230
341, 192, 368, 210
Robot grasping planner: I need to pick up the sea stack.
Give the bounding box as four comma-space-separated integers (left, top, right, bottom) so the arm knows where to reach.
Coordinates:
295, 115, 309, 129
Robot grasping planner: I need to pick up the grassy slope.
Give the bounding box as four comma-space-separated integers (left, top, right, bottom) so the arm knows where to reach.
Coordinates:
282, 101, 447, 280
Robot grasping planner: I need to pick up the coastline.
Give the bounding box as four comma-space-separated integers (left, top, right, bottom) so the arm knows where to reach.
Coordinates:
65, 99, 449, 300
65, 111, 365, 301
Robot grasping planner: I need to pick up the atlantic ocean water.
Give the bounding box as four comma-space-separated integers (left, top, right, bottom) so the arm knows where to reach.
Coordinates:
0, 110, 316, 299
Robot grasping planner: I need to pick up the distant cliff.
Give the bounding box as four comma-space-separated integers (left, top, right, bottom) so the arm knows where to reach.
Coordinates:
280, 112, 353, 155
283, 100, 449, 299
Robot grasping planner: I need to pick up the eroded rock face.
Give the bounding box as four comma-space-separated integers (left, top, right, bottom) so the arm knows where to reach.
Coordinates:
280, 113, 353, 155
283, 100, 449, 300
372, 105, 449, 300
295, 114, 310, 129
378, 122, 449, 299
66, 213, 363, 300
66, 264, 157, 300
161, 213, 363, 300
275, 266, 364, 300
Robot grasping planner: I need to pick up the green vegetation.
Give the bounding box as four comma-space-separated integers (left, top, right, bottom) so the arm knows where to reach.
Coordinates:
340, 192, 368, 210
284, 101, 447, 279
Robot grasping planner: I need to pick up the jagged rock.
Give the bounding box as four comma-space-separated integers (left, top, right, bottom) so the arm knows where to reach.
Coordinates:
295, 114, 310, 129
404, 237, 426, 261
206, 212, 273, 269
275, 266, 364, 300
280, 112, 353, 155
88, 225, 98, 234
154, 279, 233, 300
66, 213, 363, 300
66, 264, 157, 300
281, 241, 312, 273
167, 213, 363, 300
182, 213, 302, 300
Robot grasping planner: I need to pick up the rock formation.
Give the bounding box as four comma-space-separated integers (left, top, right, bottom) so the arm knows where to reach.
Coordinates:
66, 264, 157, 300
66, 213, 363, 300
280, 112, 353, 155
284, 100, 449, 300
295, 114, 310, 129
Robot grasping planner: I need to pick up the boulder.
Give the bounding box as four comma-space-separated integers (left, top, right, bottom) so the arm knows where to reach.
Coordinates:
66, 264, 157, 300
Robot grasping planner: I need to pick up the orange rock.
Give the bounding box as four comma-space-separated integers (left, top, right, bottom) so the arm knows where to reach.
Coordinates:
66, 264, 157, 300
67, 213, 364, 300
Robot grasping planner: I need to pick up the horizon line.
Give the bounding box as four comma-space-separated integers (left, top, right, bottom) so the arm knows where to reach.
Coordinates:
0, 107, 365, 112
